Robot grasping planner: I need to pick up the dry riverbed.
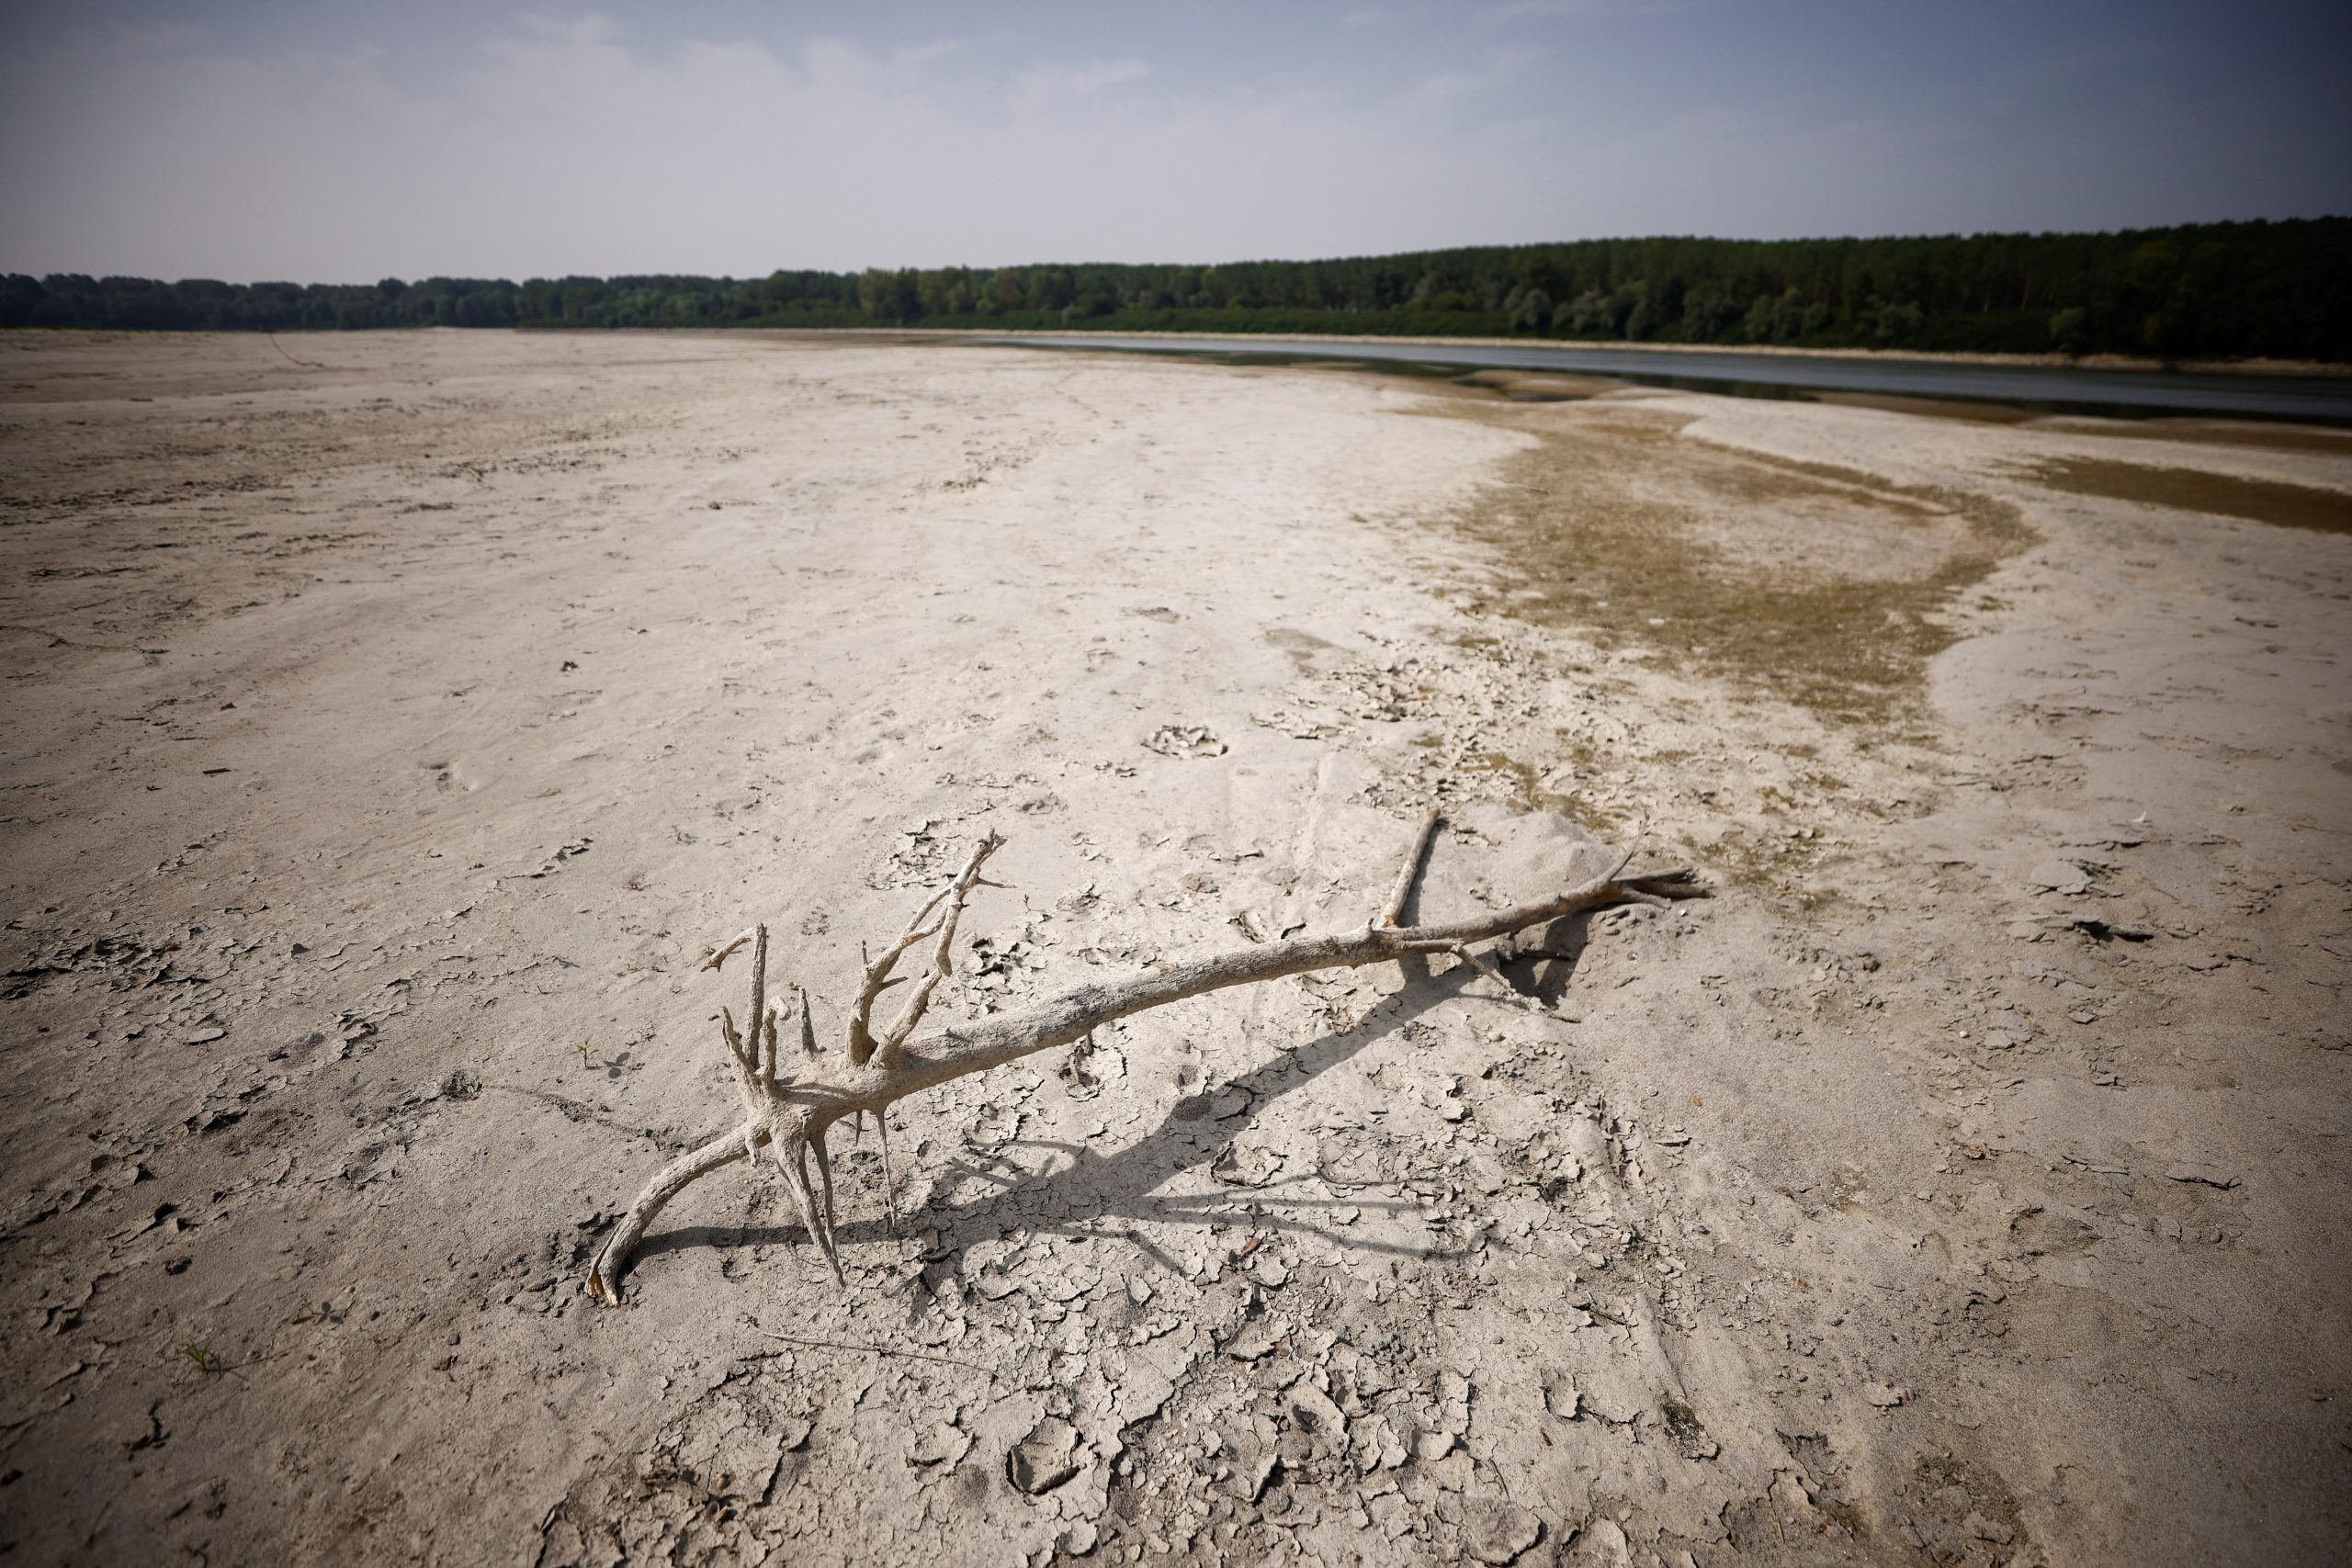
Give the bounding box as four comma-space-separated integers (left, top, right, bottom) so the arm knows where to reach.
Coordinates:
2, 330, 2348, 1566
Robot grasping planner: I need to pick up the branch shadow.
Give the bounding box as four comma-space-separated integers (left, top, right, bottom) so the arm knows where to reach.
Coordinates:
633, 952, 1543, 1277
904, 965, 1483, 1264
1494, 910, 1605, 1005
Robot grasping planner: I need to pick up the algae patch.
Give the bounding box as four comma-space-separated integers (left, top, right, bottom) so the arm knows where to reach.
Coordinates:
1432, 401, 2031, 724
2020, 456, 2352, 536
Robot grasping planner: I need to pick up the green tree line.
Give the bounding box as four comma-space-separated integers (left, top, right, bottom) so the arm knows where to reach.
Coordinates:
6, 219, 2346, 360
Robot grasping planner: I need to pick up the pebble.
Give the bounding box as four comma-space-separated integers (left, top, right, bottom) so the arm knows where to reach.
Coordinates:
1461, 1498, 1544, 1564
2026, 859, 2091, 895
1963, 1511, 2014, 1545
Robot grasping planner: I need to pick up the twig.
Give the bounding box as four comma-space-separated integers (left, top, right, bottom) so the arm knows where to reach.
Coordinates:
1380, 808, 1442, 928
266, 333, 326, 370
876, 1111, 899, 1235
757, 1330, 998, 1377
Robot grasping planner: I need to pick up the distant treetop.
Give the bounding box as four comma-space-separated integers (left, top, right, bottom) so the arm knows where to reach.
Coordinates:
6, 220, 2346, 362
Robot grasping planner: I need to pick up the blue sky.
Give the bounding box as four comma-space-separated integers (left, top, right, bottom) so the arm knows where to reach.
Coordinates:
2, 1, 2346, 281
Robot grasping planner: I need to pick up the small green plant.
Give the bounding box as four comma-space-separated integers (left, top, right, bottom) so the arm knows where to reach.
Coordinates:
180, 1343, 221, 1375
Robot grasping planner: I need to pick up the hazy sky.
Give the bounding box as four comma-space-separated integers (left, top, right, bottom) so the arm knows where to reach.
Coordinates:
4, 1, 2346, 282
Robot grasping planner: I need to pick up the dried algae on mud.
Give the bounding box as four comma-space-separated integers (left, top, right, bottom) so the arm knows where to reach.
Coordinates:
2018, 454, 2352, 536
1424, 398, 2032, 726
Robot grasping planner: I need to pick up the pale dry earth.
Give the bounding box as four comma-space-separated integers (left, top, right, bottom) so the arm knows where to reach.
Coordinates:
1, 330, 2347, 1567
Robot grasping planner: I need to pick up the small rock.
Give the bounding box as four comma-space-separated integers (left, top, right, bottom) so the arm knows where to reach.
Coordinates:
911, 1419, 968, 1467
2026, 859, 2090, 895
1862, 1382, 1908, 1408
1224, 1323, 1280, 1361
1143, 724, 1227, 758
1963, 1511, 2014, 1545
1006, 1417, 1080, 1495
1210, 1142, 1276, 1187
184, 1027, 226, 1044
1461, 1498, 1544, 1564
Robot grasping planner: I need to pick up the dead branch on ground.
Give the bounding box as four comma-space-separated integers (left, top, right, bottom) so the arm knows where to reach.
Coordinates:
585, 812, 1702, 1302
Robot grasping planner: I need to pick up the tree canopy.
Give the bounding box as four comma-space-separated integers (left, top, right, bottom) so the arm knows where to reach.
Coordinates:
6, 219, 2346, 361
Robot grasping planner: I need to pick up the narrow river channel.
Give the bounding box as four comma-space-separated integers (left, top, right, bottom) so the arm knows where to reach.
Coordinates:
989, 333, 2352, 424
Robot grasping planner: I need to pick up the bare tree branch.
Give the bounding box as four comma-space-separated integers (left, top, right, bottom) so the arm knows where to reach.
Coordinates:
842, 837, 998, 1066
747, 924, 770, 1089
585, 818, 1702, 1303
876, 832, 1001, 1066
1380, 807, 1441, 928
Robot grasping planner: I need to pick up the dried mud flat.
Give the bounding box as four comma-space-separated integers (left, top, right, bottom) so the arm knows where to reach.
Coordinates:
2, 330, 2348, 1567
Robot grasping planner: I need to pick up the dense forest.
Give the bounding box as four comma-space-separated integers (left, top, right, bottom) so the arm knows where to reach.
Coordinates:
5, 219, 2346, 361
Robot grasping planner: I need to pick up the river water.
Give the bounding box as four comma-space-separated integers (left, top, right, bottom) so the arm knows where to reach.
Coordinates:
989, 333, 2352, 424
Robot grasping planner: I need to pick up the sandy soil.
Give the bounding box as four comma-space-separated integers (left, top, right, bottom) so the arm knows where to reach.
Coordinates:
2, 330, 2348, 1567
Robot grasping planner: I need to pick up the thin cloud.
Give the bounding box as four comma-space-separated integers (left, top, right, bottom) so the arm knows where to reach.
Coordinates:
1011, 57, 1150, 113
1404, 47, 1544, 112
1485, 0, 1691, 19
0, 2, 2342, 280
894, 39, 966, 68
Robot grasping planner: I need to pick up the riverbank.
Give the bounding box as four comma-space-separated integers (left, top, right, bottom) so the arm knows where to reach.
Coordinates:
17, 324, 2347, 383
961, 325, 2352, 379
972, 333, 2352, 424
